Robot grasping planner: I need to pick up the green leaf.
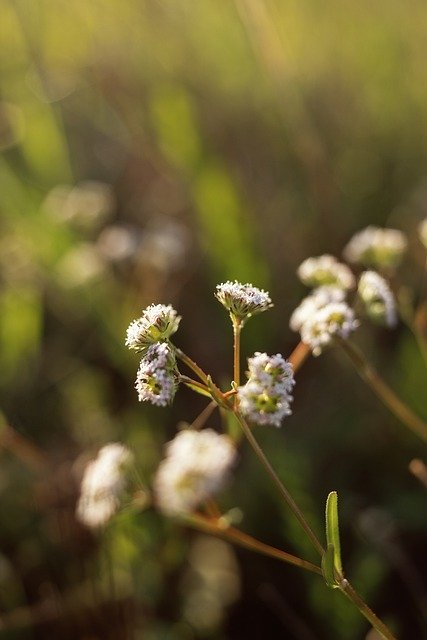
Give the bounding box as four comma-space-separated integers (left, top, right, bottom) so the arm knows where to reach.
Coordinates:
325, 491, 343, 576
321, 543, 339, 589
182, 381, 212, 399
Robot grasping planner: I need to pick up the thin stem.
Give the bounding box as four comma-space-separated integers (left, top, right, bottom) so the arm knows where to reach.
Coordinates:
179, 375, 211, 394
232, 317, 242, 388
339, 339, 427, 443
288, 341, 311, 374
234, 410, 324, 557
184, 513, 322, 576
175, 348, 210, 385
340, 579, 397, 640
190, 401, 217, 430
0, 422, 49, 473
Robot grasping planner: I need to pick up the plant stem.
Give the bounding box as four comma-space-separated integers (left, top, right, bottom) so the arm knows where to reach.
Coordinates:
340, 579, 397, 640
190, 401, 217, 430
175, 348, 210, 385
184, 513, 322, 575
288, 340, 311, 373
234, 410, 325, 557
232, 317, 242, 388
339, 339, 427, 443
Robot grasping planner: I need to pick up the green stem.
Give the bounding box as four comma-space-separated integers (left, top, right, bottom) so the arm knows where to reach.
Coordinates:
232, 316, 242, 388
184, 513, 322, 575
340, 579, 397, 640
175, 348, 210, 385
234, 410, 325, 557
339, 339, 427, 443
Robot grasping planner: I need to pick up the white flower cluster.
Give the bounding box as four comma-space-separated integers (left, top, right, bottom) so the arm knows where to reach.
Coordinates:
125, 304, 181, 352
419, 218, 427, 249
358, 271, 397, 328
126, 304, 180, 406
135, 342, 178, 406
154, 429, 237, 516
215, 281, 272, 323
237, 352, 295, 427
343, 226, 407, 269
297, 254, 355, 290
76, 443, 134, 529
290, 287, 358, 356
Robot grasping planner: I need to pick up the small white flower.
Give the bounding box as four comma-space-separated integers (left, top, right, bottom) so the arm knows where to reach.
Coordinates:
289, 286, 346, 332
125, 304, 180, 351
215, 281, 272, 323
300, 302, 359, 356
343, 226, 407, 269
154, 429, 237, 516
358, 271, 397, 328
237, 379, 293, 427
237, 352, 295, 427
247, 352, 295, 393
297, 254, 355, 290
419, 218, 427, 249
76, 443, 134, 528
135, 343, 177, 406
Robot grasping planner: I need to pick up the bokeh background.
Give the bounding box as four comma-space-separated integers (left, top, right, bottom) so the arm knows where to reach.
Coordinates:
1, 1, 427, 638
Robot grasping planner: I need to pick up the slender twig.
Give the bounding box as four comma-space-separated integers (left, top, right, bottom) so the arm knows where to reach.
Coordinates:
175, 348, 210, 385
233, 409, 324, 557
338, 339, 427, 442
288, 341, 311, 373
340, 579, 397, 640
232, 317, 242, 388
184, 513, 322, 575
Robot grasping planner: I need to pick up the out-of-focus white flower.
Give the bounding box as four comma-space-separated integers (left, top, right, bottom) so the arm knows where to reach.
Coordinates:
358, 271, 397, 328
297, 254, 355, 290
43, 181, 115, 232
418, 218, 427, 249
76, 443, 133, 529
97, 224, 141, 262
289, 286, 346, 332
343, 226, 407, 269
125, 304, 180, 352
237, 353, 295, 427
56, 243, 107, 288
215, 281, 272, 324
135, 342, 178, 406
300, 302, 359, 356
154, 429, 237, 516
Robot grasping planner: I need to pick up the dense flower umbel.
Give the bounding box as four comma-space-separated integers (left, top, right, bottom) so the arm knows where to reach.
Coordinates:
343, 226, 407, 270
154, 429, 237, 516
238, 353, 295, 427
289, 286, 346, 332
358, 271, 397, 328
76, 443, 134, 528
215, 281, 272, 324
300, 302, 359, 356
297, 255, 355, 290
291, 289, 358, 356
135, 342, 178, 406
125, 304, 180, 352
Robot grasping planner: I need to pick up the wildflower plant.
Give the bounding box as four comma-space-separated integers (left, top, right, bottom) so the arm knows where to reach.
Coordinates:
74, 220, 427, 640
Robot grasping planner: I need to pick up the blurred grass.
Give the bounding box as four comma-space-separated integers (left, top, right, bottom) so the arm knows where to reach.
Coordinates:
1, 0, 427, 638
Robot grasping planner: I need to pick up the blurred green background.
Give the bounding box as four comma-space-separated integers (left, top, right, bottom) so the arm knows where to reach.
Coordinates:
1, 0, 427, 638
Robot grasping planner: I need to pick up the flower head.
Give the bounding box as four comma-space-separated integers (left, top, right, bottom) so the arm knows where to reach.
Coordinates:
76, 443, 134, 528
300, 302, 359, 356
215, 281, 272, 324
297, 254, 355, 290
154, 429, 237, 516
289, 286, 346, 332
343, 226, 407, 270
135, 342, 178, 406
125, 304, 180, 352
358, 271, 397, 328
237, 352, 295, 427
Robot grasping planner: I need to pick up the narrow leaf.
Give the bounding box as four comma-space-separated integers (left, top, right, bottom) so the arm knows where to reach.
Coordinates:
321, 543, 339, 589
325, 491, 343, 575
